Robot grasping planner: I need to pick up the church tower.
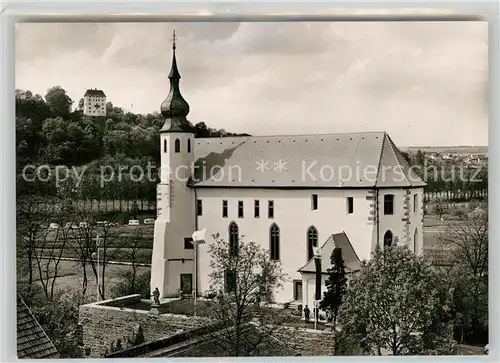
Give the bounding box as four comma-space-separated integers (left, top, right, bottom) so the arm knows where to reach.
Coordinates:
151, 31, 196, 299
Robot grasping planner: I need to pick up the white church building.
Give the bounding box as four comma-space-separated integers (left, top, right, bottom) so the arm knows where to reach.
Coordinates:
151, 39, 426, 306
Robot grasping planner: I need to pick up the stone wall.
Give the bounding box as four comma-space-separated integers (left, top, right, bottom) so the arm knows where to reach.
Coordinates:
79, 295, 209, 357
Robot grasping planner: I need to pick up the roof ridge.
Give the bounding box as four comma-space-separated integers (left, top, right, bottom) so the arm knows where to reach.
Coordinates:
374, 132, 387, 187
385, 133, 411, 187
196, 131, 387, 142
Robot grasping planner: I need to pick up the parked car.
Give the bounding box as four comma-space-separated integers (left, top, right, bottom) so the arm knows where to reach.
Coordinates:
79, 222, 89, 228
47, 223, 58, 230
65, 222, 79, 229
128, 219, 140, 226
143, 218, 155, 225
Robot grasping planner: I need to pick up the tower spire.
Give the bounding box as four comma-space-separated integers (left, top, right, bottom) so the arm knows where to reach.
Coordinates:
160, 30, 191, 132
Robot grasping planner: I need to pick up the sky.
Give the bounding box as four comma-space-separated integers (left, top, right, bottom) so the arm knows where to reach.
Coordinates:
15, 21, 488, 147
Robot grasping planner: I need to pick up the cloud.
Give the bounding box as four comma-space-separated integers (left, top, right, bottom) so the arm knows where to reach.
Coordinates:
15, 21, 488, 146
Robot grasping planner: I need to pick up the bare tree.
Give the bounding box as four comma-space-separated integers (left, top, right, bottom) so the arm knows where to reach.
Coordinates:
201, 234, 291, 356
32, 203, 73, 301
87, 216, 123, 300
439, 207, 488, 344
17, 196, 46, 291
439, 208, 488, 280
112, 228, 151, 298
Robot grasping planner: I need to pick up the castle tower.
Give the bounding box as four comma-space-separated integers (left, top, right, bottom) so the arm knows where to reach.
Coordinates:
151, 31, 196, 299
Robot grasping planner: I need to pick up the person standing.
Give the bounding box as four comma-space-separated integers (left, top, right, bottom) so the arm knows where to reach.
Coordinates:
303, 305, 310, 324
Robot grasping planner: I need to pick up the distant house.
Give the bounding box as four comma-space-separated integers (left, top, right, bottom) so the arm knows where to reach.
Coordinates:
17, 294, 59, 359
83, 89, 106, 116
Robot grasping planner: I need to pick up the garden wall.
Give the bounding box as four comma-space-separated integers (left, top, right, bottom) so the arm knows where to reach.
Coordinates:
78, 294, 209, 357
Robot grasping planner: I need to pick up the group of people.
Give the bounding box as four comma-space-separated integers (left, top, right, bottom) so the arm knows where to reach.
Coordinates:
302, 305, 319, 324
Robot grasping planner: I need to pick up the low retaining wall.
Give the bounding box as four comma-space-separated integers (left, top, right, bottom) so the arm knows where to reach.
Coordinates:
79, 294, 210, 357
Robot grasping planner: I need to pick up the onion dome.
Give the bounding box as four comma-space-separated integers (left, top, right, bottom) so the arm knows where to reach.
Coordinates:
160, 30, 191, 132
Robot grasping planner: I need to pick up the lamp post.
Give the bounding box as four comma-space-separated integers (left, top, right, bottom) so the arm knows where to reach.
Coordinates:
313, 246, 322, 330
191, 228, 206, 317
95, 234, 101, 302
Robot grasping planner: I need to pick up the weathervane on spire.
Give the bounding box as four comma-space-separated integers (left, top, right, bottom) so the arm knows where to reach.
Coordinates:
172, 30, 177, 50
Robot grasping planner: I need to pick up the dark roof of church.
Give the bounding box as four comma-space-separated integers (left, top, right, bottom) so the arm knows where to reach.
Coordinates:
298, 232, 361, 274
84, 89, 106, 97
17, 295, 59, 359
190, 132, 425, 188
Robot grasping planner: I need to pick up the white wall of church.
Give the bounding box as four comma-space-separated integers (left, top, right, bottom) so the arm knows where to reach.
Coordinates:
196, 187, 381, 303
377, 187, 424, 255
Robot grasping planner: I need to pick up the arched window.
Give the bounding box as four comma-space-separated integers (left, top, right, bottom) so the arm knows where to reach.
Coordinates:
229, 222, 239, 256
414, 228, 418, 253
174, 138, 180, 153
270, 223, 280, 260
307, 226, 318, 261
187, 138, 191, 153
383, 230, 393, 248
163, 139, 167, 153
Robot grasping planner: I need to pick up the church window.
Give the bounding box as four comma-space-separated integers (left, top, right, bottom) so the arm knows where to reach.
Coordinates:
187, 139, 191, 153
384, 230, 393, 248
307, 226, 318, 261
254, 200, 260, 218
384, 194, 394, 215
197, 199, 203, 216
238, 201, 244, 218
413, 194, 418, 213
414, 228, 418, 253
229, 222, 239, 256
222, 200, 228, 218
311, 194, 318, 210
175, 138, 180, 153
268, 200, 274, 219
163, 139, 167, 153
270, 223, 280, 261
347, 197, 354, 214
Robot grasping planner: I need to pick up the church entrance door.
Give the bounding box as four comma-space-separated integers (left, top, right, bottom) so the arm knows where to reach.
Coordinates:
180, 274, 193, 295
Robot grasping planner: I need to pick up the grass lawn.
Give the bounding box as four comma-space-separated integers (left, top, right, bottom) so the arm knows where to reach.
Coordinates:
18, 259, 150, 300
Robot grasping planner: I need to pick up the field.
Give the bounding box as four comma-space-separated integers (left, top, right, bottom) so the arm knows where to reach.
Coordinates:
18, 214, 454, 300
401, 145, 488, 155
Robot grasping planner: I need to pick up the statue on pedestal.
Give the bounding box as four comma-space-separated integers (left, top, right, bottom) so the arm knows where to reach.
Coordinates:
152, 287, 160, 305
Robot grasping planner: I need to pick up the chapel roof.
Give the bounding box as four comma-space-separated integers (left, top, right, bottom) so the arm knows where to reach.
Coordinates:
84, 89, 106, 97
190, 132, 425, 188
17, 294, 60, 359
298, 232, 361, 274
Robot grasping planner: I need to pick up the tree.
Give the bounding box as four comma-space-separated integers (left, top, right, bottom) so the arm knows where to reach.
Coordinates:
30, 196, 75, 301
112, 229, 150, 299
202, 233, 290, 356
19, 285, 88, 358
415, 150, 425, 165
338, 246, 456, 355
439, 209, 488, 344
319, 246, 347, 326
78, 98, 84, 110
87, 216, 123, 300
16, 195, 46, 290
45, 86, 73, 118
